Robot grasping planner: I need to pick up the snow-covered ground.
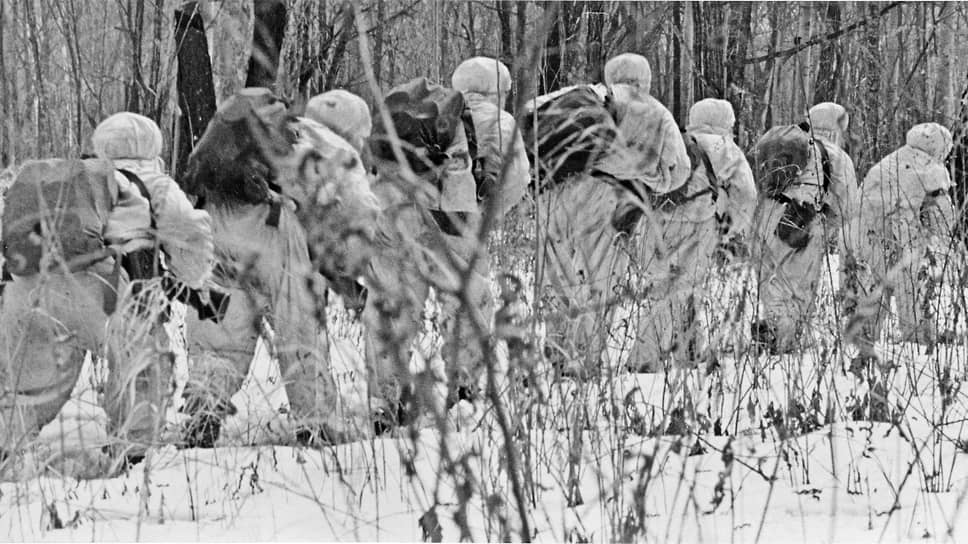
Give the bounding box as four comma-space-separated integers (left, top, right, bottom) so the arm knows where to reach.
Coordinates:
3, 257, 968, 542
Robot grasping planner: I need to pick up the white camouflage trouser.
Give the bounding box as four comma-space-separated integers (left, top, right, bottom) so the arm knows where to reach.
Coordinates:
0, 263, 172, 462
536, 175, 630, 376
623, 214, 720, 372
363, 201, 494, 412
184, 203, 346, 443
752, 199, 830, 353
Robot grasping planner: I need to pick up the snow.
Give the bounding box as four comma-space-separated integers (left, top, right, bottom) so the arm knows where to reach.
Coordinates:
4, 257, 968, 542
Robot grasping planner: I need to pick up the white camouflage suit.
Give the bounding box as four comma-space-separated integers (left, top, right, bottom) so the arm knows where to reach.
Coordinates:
591, 54, 697, 372
0, 113, 214, 464
635, 99, 756, 369
363, 79, 498, 421
183, 90, 377, 446
451, 57, 530, 220
753, 102, 858, 354
845, 122, 957, 350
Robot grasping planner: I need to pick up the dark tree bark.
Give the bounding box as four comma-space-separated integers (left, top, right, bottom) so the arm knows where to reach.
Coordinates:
57, 0, 85, 151
513, 0, 529, 108
692, 1, 728, 100
322, 6, 354, 92
862, 2, 882, 170
246, 0, 287, 89
540, 1, 583, 94
497, 0, 512, 67
174, 2, 217, 179
497, 0, 514, 110
0, 0, 8, 165
123, 0, 147, 113
372, 0, 385, 88
148, 0, 166, 121
951, 68, 968, 240
672, 1, 683, 122
813, 1, 842, 104
726, 2, 753, 143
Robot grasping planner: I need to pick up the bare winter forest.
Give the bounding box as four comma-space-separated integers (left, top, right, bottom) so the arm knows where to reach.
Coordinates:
4, 2, 968, 174
2, 1, 968, 543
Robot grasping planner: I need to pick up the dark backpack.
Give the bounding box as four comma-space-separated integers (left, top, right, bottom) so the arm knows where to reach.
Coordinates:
370, 77, 468, 177
519, 86, 619, 188
752, 124, 832, 199
752, 124, 834, 250
2, 159, 115, 276
610, 133, 723, 236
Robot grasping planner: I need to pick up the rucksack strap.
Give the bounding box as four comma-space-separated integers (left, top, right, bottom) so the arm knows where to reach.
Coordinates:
117, 169, 157, 230
815, 139, 833, 195
116, 169, 163, 281
685, 133, 721, 203
116, 168, 229, 323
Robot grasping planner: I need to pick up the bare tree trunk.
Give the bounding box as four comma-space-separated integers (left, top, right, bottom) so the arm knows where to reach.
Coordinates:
953, 74, 968, 240
372, 0, 385, 88
585, 2, 605, 81
206, 0, 253, 104
246, 0, 286, 89
813, 1, 842, 104
0, 0, 10, 165
514, 0, 530, 102
497, 0, 512, 67
23, 0, 48, 157
671, 0, 694, 125
540, 1, 582, 94
122, 0, 147, 113
862, 1, 882, 170
322, 5, 353, 91
760, 3, 780, 131
727, 1, 752, 145
692, 1, 725, 100
148, 0, 166, 121
672, 1, 683, 122
173, 1, 217, 179
437, 0, 448, 82
53, 0, 85, 152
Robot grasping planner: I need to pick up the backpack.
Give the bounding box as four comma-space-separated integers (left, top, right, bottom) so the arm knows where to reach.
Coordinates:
2, 159, 116, 276
752, 124, 833, 249
519, 86, 619, 188
752, 124, 832, 199
610, 133, 722, 235
369, 77, 468, 178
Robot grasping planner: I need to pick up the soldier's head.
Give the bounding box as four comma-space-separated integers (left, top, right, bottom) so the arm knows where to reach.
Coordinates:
604, 53, 652, 97
807, 102, 849, 148
305, 89, 372, 154
92, 112, 164, 162
687, 98, 735, 137
451, 56, 512, 109
906, 122, 953, 163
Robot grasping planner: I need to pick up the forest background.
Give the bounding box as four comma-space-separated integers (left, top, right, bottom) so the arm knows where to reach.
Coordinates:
2, 0, 967, 200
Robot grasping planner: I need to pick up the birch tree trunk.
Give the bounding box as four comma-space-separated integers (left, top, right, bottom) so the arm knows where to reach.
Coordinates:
203, 0, 254, 105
